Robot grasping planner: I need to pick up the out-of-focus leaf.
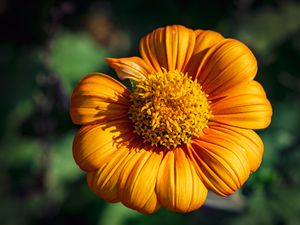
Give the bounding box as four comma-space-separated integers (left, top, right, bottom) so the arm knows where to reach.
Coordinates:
235, 3, 300, 59
271, 187, 300, 223
272, 99, 300, 133
243, 98, 299, 190
4, 98, 34, 138
0, 196, 29, 225
46, 132, 82, 202
0, 44, 43, 138
0, 137, 41, 168
98, 203, 141, 225
231, 188, 273, 225
48, 31, 108, 93
0, 137, 45, 225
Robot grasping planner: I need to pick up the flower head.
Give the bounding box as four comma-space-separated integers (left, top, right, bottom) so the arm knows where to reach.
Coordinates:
129, 68, 212, 148
70, 25, 272, 213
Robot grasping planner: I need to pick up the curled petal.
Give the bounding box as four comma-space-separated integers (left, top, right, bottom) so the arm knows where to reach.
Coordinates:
70, 73, 130, 125
139, 25, 196, 72
190, 136, 251, 197
73, 120, 135, 172
189, 39, 257, 98
118, 148, 163, 214
211, 81, 272, 129
106, 57, 154, 81
156, 148, 208, 212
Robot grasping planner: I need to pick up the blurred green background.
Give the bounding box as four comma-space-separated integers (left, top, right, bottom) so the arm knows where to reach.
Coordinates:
1, 0, 300, 224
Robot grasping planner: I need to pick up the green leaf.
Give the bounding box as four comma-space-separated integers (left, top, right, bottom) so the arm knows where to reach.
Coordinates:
49, 31, 108, 93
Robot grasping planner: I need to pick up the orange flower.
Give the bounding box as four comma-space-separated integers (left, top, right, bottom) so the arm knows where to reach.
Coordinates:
70, 25, 272, 213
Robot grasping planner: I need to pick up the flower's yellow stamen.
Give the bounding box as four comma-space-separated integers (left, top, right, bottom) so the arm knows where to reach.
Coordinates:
129, 69, 212, 148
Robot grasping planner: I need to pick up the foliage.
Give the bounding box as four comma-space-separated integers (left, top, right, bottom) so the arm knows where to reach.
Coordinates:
49, 31, 108, 93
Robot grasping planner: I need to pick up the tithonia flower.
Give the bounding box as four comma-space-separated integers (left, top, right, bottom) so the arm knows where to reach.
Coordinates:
70, 25, 272, 214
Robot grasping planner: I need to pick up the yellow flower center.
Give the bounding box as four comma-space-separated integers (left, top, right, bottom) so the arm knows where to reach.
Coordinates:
129, 69, 212, 148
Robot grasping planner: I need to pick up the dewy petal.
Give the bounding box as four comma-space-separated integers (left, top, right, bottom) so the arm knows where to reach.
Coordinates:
211, 81, 272, 129
190, 135, 251, 197
70, 73, 130, 125
139, 25, 196, 72
189, 39, 257, 98
73, 119, 135, 172
118, 147, 163, 214
203, 122, 264, 172
156, 148, 208, 212
106, 57, 154, 81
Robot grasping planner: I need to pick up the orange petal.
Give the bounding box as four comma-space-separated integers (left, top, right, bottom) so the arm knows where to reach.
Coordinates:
106, 57, 154, 81
204, 122, 264, 172
189, 39, 257, 98
188, 30, 224, 77
86, 146, 132, 203
70, 73, 130, 125
189, 135, 251, 197
118, 147, 163, 214
210, 80, 266, 101
194, 29, 204, 37
156, 148, 208, 212
139, 25, 196, 72
72, 120, 135, 172
211, 81, 272, 129
193, 30, 224, 56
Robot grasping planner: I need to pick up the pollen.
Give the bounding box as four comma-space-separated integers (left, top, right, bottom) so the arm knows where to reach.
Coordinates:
129, 69, 212, 148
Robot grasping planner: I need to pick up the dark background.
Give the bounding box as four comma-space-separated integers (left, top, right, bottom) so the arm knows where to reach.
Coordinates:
1, 0, 300, 224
